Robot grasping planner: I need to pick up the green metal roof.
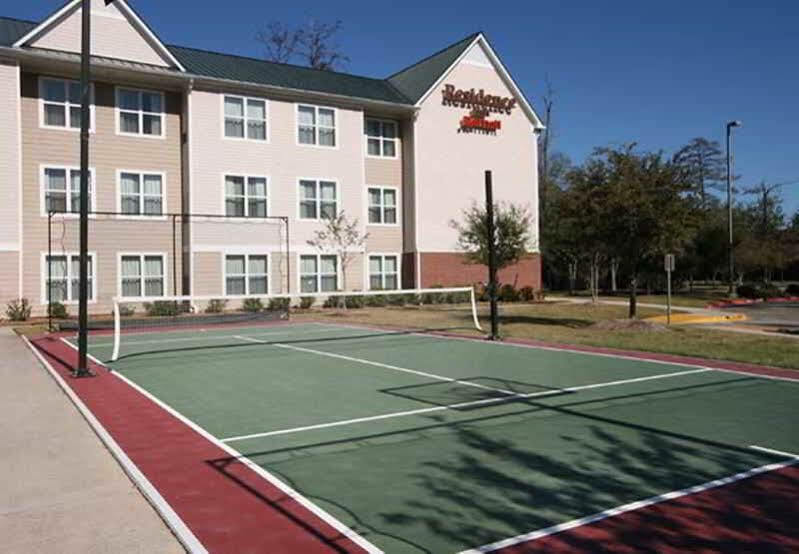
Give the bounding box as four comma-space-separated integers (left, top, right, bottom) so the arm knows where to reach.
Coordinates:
0, 16, 36, 46
387, 32, 479, 103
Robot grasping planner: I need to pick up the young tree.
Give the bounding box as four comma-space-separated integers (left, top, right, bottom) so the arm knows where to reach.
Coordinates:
672, 137, 724, 205
450, 202, 534, 277
307, 212, 368, 307
256, 19, 349, 70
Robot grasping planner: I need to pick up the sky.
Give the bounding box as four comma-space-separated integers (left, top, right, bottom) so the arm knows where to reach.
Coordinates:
12, 0, 799, 218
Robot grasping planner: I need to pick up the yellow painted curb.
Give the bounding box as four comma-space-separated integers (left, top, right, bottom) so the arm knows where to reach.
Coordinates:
645, 313, 748, 325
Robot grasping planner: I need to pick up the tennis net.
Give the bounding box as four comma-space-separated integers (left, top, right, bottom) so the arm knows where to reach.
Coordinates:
108, 287, 483, 361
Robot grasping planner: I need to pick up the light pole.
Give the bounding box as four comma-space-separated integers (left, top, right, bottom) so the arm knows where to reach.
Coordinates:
725, 120, 741, 297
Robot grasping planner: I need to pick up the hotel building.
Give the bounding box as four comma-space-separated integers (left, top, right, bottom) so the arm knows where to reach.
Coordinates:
0, 0, 543, 315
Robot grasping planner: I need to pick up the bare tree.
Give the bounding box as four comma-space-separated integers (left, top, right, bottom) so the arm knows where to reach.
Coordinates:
307, 212, 368, 307
256, 18, 350, 71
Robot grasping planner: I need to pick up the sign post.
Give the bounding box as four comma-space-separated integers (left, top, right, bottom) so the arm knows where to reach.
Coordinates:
485, 170, 499, 340
665, 254, 675, 325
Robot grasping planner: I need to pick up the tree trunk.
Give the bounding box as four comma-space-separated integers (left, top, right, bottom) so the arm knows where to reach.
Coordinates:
610, 258, 618, 293
568, 261, 577, 295
689, 274, 694, 293
629, 276, 638, 318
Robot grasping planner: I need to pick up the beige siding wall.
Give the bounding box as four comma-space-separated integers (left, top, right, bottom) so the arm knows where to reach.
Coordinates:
30, 0, 171, 67
0, 252, 20, 307
414, 45, 538, 253
20, 72, 183, 314
0, 61, 21, 303
190, 87, 371, 291
365, 150, 403, 254
193, 252, 221, 297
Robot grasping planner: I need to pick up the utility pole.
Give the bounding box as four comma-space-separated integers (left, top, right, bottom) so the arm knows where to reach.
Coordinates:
485, 170, 499, 340
725, 120, 741, 298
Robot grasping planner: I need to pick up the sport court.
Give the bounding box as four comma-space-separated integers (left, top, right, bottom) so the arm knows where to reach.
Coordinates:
72, 320, 798, 553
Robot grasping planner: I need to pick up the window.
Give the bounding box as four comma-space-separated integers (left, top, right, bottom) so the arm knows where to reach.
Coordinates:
117, 88, 164, 137
40, 77, 93, 130
43, 166, 93, 214
120, 172, 164, 216
225, 254, 268, 296
297, 105, 336, 147
44, 254, 95, 303
369, 255, 399, 290
367, 187, 397, 225
300, 254, 337, 293
224, 96, 267, 140
299, 180, 337, 220
225, 175, 268, 217
365, 118, 397, 157
120, 254, 165, 298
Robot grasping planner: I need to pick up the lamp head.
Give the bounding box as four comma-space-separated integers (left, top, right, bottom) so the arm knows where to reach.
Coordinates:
727, 120, 742, 129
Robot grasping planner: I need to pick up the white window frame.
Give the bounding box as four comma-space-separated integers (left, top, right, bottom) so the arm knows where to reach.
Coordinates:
367, 253, 401, 291
40, 251, 98, 305
222, 174, 270, 219
116, 170, 167, 219
40, 164, 96, 217
38, 76, 95, 132
115, 86, 166, 139
296, 104, 338, 148
298, 178, 338, 221
222, 253, 270, 297
221, 95, 269, 142
298, 253, 340, 294
366, 186, 399, 226
364, 117, 398, 159
117, 252, 168, 299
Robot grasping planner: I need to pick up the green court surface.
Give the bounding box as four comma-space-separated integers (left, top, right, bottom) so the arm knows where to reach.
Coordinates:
80, 322, 799, 553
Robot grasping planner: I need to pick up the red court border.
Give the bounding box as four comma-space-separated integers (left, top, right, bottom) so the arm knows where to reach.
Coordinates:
29, 334, 369, 554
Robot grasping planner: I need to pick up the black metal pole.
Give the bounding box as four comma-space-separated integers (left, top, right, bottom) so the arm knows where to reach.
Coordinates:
48, 212, 52, 332
726, 124, 734, 297
485, 170, 499, 340
75, 0, 91, 377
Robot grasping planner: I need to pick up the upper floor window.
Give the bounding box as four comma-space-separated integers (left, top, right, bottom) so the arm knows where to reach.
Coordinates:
298, 105, 336, 147
225, 175, 268, 217
225, 254, 269, 296
120, 254, 165, 298
224, 96, 267, 140
44, 253, 95, 304
299, 179, 337, 220
365, 118, 397, 157
43, 166, 93, 214
117, 88, 164, 137
367, 187, 397, 225
40, 77, 93, 131
120, 172, 164, 216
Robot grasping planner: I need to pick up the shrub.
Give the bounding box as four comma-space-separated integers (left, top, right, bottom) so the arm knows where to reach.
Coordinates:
205, 299, 227, 314
267, 297, 290, 311
118, 304, 136, 317
758, 284, 782, 299
386, 293, 407, 306
6, 298, 32, 322
345, 295, 365, 308
144, 301, 180, 317
737, 283, 783, 300
299, 296, 315, 309
499, 284, 520, 302
403, 293, 421, 305
786, 284, 799, 296
519, 286, 535, 302
736, 284, 758, 299
242, 298, 264, 312
48, 301, 68, 319
365, 294, 388, 307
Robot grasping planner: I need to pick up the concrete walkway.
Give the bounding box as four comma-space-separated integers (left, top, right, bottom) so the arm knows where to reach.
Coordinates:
0, 328, 184, 554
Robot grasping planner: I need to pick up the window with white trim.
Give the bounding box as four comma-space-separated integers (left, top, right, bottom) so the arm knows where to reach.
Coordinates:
40, 77, 93, 130
225, 254, 268, 296
367, 187, 397, 224
300, 254, 337, 293
369, 255, 398, 290
225, 175, 268, 217
117, 88, 164, 136
120, 254, 165, 298
43, 167, 93, 214
120, 172, 164, 216
298, 105, 336, 146
224, 95, 267, 140
365, 118, 397, 157
299, 180, 337, 220
45, 254, 94, 303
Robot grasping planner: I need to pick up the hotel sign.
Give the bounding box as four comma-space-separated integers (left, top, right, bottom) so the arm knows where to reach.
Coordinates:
441, 84, 517, 134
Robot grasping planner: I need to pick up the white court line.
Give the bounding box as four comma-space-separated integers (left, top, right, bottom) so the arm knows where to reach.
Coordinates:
24, 337, 208, 554
221, 367, 712, 443
313, 321, 799, 383
235, 335, 520, 397
458, 454, 799, 553
749, 445, 799, 458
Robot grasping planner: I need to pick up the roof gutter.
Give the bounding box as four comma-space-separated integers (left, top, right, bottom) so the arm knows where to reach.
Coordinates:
0, 45, 418, 113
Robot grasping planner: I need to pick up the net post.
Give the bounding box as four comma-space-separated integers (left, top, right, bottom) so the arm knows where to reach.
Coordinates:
111, 297, 121, 362
469, 287, 483, 331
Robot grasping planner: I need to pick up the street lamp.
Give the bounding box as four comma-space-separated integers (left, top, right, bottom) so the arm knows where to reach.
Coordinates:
726, 120, 741, 297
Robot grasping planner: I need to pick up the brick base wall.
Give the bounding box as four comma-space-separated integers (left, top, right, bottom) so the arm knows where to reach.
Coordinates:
417, 252, 541, 289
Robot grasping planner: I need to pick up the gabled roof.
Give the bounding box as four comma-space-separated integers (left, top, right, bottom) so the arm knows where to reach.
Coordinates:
168, 45, 411, 105
387, 32, 479, 104
0, 16, 36, 46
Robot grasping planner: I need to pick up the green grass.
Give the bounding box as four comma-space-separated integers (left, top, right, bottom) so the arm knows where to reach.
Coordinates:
296, 302, 799, 370
548, 287, 729, 308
